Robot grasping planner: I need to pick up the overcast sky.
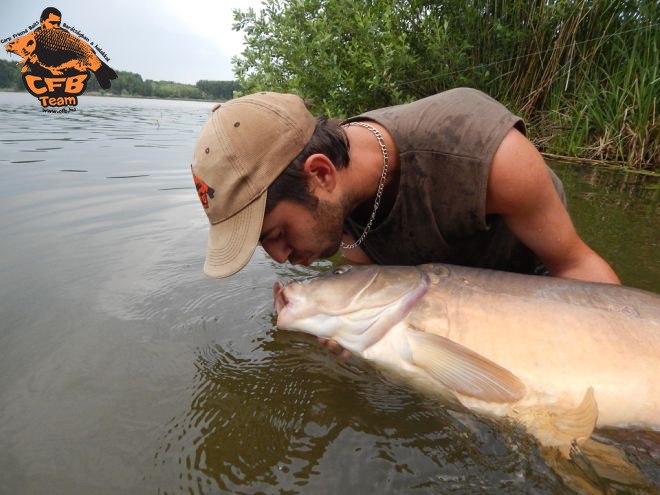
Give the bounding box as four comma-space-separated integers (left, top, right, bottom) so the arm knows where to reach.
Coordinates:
1, 0, 265, 84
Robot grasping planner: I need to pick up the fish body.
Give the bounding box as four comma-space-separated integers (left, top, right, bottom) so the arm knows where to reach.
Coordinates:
4, 28, 116, 88
274, 264, 660, 451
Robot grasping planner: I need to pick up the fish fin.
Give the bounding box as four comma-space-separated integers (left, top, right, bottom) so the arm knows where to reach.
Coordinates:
405, 329, 525, 403
540, 438, 650, 493
94, 62, 118, 90
577, 438, 649, 487
541, 445, 609, 495
517, 387, 598, 454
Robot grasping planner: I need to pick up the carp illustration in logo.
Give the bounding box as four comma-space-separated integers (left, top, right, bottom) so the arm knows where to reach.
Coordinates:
4, 7, 117, 108
192, 167, 215, 209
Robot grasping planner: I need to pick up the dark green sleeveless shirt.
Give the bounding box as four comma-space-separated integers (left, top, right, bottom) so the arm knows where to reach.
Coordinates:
342, 88, 565, 274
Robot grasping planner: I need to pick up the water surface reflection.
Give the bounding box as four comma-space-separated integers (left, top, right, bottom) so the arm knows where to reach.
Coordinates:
156, 331, 562, 494
0, 92, 657, 494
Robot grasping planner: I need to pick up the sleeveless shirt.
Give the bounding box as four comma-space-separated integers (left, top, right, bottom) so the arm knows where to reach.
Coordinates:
342, 88, 565, 274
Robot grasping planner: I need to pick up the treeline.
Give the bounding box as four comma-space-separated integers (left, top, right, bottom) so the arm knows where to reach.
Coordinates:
0, 59, 23, 89
233, 0, 658, 169
0, 59, 239, 100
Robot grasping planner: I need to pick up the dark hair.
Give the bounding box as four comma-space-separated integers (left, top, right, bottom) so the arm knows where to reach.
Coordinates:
40, 7, 62, 22
266, 117, 350, 213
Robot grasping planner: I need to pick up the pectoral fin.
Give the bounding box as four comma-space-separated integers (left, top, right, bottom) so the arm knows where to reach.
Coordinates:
406, 329, 525, 403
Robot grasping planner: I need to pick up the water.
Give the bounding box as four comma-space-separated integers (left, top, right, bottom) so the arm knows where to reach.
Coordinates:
0, 92, 657, 494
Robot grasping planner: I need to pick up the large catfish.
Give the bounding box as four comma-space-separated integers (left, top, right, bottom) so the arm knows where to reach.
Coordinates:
273, 264, 660, 461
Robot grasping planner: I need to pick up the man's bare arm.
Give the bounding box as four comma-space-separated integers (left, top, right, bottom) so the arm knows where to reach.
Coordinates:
487, 129, 620, 284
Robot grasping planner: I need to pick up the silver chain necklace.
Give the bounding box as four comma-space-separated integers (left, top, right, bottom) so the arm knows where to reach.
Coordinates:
340, 121, 389, 249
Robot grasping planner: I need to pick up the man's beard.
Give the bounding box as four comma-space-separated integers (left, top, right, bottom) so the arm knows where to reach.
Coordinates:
289, 198, 348, 263
315, 198, 346, 258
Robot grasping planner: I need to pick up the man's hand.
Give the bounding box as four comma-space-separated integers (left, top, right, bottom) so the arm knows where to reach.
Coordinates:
487, 129, 620, 284
317, 337, 352, 359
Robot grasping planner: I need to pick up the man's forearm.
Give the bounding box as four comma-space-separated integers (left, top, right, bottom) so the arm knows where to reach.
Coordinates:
550, 248, 621, 285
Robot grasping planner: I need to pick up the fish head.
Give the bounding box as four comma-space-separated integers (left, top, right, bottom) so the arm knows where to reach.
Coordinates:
273, 265, 427, 345
5, 32, 36, 58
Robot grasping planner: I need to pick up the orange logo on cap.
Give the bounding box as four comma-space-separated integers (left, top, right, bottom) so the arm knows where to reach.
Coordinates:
192, 167, 214, 209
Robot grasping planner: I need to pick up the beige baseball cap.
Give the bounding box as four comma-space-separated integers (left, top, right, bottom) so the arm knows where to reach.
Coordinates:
191, 92, 316, 278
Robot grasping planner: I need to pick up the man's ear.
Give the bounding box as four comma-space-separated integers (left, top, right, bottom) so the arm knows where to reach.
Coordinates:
303, 153, 337, 193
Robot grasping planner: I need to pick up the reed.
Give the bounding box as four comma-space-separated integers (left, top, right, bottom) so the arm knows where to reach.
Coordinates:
471, 1, 657, 168
234, 0, 659, 168
525, 2, 659, 168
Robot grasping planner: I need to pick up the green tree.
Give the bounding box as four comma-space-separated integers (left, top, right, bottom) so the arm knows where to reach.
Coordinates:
232, 0, 658, 168
0, 59, 22, 89
195, 79, 240, 100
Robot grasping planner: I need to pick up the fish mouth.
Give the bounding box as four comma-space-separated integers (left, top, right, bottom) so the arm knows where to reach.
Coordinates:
273, 281, 289, 315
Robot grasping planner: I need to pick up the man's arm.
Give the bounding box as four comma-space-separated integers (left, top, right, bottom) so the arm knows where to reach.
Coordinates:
487, 128, 620, 284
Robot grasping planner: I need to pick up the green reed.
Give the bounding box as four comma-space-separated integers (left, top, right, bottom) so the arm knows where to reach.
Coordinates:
535, 7, 658, 168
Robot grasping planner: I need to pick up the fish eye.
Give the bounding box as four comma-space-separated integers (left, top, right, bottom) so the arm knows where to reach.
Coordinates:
332, 265, 352, 275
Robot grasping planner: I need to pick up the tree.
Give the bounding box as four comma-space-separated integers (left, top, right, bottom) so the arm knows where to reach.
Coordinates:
0, 59, 22, 89
232, 0, 658, 167
196, 80, 240, 100
232, 0, 479, 116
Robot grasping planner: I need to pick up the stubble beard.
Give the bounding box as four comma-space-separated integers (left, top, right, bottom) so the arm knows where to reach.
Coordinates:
313, 198, 349, 259
287, 198, 349, 265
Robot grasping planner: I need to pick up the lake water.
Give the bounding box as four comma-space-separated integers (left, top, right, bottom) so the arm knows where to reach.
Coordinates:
0, 92, 658, 494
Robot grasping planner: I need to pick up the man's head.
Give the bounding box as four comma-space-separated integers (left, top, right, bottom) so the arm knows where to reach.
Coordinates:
191, 92, 353, 277
191, 92, 320, 277
40, 7, 62, 29
260, 117, 350, 265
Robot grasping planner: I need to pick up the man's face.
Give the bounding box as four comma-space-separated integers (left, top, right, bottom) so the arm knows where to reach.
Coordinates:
41, 14, 61, 29
260, 198, 346, 266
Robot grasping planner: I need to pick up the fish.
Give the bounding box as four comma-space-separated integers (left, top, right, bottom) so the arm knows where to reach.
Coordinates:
4, 28, 117, 88
273, 264, 660, 487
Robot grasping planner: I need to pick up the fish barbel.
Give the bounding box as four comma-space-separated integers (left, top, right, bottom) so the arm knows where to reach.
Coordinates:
273, 264, 660, 453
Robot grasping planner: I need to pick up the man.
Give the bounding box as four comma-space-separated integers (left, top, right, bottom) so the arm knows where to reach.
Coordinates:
39, 7, 63, 30
191, 90, 619, 286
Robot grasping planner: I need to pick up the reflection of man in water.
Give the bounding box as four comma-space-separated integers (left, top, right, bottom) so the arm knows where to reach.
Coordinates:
39, 7, 63, 30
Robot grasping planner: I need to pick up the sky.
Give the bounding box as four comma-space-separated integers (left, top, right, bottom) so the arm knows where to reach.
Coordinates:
1, 0, 265, 84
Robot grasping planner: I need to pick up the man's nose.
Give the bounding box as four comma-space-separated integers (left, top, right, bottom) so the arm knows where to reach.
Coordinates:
262, 239, 292, 264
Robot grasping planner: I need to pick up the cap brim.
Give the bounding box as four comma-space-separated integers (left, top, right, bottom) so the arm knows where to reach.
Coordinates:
203, 192, 267, 278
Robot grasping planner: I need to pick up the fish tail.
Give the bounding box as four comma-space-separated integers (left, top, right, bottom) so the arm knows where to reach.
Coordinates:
94, 61, 117, 90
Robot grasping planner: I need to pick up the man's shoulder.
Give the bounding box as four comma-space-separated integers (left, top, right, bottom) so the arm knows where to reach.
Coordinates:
355, 88, 511, 126
363, 88, 496, 114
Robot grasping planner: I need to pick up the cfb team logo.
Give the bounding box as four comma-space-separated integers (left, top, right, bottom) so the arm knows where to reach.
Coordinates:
3, 7, 117, 110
